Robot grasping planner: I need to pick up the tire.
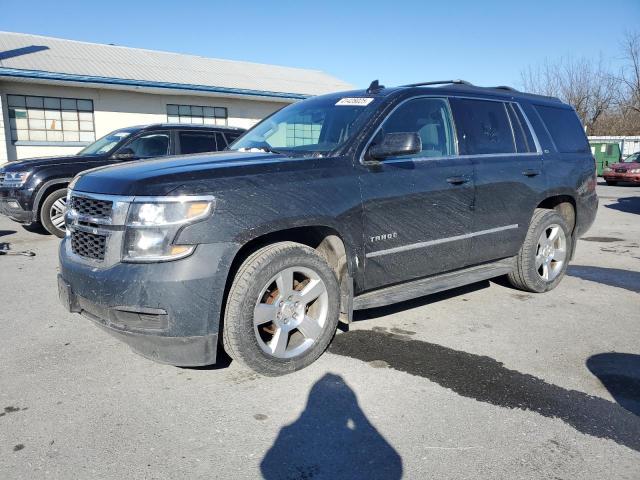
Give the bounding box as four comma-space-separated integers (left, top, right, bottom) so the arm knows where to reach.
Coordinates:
40, 189, 68, 238
605, 181, 618, 186
507, 208, 572, 293
223, 241, 340, 376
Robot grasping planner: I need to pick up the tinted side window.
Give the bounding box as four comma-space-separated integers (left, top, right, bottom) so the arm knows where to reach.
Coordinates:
506, 103, 536, 153
374, 97, 455, 158
512, 104, 536, 152
215, 132, 228, 149
179, 132, 219, 154
449, 98, 515, 155
225, 131, 242, 145
120, 132, 170, 157
534, 105, 589, 154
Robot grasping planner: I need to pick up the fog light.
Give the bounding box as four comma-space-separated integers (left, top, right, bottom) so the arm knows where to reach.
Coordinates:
7, 200, 20, 209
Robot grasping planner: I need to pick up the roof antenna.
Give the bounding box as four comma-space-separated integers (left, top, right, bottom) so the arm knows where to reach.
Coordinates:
367, 79, 385, 94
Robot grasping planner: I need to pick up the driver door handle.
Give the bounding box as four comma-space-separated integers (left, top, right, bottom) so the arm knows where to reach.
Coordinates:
522, 169, 541, 177
446, 175, 470, 185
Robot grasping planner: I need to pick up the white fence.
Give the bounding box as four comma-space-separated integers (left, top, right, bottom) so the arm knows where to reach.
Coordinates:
588, 136, 640, 157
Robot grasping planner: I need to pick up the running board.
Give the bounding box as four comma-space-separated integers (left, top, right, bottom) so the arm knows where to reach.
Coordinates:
353, 257, 516, 310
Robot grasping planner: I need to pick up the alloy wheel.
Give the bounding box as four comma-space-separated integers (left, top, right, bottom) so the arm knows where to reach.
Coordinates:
253, 266, 329, 359
49, 196, 67, 232
535, 224, 567, 281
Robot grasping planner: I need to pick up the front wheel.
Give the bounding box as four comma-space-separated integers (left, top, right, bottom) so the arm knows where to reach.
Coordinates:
40, 189, 68, 238
508, 208, 572, 293
223, 242, 340, 376
605, 180, 618, 186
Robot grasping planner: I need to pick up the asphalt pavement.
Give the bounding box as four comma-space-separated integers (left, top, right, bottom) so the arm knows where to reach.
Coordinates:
0, 183, 638, 479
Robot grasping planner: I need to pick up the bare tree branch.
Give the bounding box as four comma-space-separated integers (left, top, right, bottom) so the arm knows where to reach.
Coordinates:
520, 31, 640, 135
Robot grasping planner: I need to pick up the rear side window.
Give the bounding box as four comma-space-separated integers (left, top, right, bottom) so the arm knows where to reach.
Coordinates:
506, 103, 536, 153
449, 98, 515, 155
179, 132, 224, 154
534, 105, 589, 154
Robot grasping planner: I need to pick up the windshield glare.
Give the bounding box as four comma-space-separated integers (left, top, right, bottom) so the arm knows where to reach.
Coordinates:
231, 95, 377, 154
78, 130, 132, 156
623, 152, 639, 163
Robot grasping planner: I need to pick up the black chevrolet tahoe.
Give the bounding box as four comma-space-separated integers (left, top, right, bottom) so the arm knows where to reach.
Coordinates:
0, 124, 245, 237
57, 80, 598, 376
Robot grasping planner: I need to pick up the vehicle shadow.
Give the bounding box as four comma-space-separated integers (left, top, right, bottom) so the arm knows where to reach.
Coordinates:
182, 348, 233, 371
329, 330, 640, 452
587, 353, 640, 416
260, 373, 403, 480
567, 265, 640, 293
21, 224, 49, 236
353, 281, 490, 321
604, 196, 640, 215
0, 230, 17, 237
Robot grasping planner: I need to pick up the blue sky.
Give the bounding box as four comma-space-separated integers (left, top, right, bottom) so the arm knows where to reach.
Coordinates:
1, 0, 639, 90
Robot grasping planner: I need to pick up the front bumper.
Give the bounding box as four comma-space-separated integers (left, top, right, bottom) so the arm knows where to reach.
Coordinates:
58, 239, 239, 366
0, 187, 34, 223
603, 173, 640, 184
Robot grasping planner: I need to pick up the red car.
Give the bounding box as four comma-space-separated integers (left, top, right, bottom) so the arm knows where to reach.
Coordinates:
603, 152, 640, 185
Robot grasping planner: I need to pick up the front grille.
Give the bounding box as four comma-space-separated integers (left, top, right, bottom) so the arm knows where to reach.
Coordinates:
69, 196, 113, 219
71, 230, 107, 260
615, 168, 627, 173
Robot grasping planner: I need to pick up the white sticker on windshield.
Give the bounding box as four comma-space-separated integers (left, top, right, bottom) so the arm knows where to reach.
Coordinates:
335, 97, 374, 106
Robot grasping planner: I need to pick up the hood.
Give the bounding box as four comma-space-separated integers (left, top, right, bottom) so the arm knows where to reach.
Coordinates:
2, 154, 105, 171
609, 162, 640, 170
73, 150, 310, 196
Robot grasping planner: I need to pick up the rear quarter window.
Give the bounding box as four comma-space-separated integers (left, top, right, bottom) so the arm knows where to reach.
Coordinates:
534, 105, 589, 154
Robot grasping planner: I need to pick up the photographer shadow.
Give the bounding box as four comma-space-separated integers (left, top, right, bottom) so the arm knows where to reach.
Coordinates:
260, 373, 403, 480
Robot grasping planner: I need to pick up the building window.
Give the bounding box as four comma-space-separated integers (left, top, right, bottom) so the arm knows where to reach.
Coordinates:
285, 114, 322, 147
7, 94, 95, 143
167, 104, 227, 126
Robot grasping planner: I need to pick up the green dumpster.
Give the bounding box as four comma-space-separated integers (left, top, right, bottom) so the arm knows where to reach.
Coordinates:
590, 142, 621, 176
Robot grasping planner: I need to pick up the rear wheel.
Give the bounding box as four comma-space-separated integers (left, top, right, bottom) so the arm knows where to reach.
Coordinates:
40, 189, 68, 238
508, 208, 571, 293
223, 242, 340, 376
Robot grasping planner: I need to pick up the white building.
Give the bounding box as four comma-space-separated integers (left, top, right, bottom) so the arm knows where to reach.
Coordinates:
587, 136, 640, 157
0, 32, 351, 164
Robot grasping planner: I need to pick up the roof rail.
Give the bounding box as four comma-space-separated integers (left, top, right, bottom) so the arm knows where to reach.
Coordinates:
402, 79, 474, 87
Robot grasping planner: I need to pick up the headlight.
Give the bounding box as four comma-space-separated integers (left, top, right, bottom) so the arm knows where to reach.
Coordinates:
123, 197, 214, 262
603, 167, 612, 173
2, 171, 32, 187
629, 168, 640, 173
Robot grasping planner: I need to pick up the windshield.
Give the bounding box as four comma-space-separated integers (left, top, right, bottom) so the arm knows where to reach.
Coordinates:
623, 152, 640, 163
77, 130, 133, 156
230, 95, 378, 155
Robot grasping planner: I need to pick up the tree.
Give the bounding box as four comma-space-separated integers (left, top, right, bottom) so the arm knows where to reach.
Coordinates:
521, 56, 618, 134
619, 31, 640, 115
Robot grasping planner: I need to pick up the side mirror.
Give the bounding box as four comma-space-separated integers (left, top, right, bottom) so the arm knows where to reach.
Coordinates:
368, 132, 422, 160
112, 148, 137, 160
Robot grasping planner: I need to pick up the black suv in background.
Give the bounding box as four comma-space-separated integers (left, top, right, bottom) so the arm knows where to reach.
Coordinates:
58, 80, 598, 376
0, 124, 245, 237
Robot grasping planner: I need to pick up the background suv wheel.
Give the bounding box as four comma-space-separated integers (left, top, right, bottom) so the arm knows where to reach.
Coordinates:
40, 189, 68, 238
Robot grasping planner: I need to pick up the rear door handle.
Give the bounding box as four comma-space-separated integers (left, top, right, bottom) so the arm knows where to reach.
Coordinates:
446, 176, 470, 185
522, 169, 541, 177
